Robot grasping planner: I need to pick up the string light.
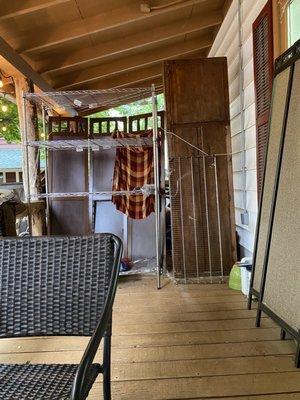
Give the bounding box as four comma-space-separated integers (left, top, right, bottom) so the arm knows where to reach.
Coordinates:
1, 105, 8, 112
2, 126, 7, 132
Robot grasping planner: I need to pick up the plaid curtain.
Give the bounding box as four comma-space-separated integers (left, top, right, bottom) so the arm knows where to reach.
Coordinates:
112, 130, 155, 219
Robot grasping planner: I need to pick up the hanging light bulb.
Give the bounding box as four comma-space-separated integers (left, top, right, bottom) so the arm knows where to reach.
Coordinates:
0, 78, 3, 88
2, 126, 7, 132
1, 104, 8, 112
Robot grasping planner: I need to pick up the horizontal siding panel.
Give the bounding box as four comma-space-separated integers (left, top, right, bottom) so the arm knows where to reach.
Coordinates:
230, 96, 241, 119
229, 76, 240, 102
243, 103, 256, 129
247, 191, 258, 212
209, 0, 238, 56
233, 171, 244, 190
236, 225, 255, 252
234, 190, 258, 213
228, 54, 239, 83
212, 15, 238, 57
245, 125, 257, 149
232, 152, 243, 172
209, 0, 267, 254
244, 81, 255, 109
242, 35, 254, 67
245, 147, 257, 171
231, 133, 242, 152
246, 170, 257, 191
243, 59, 254, 88
241, 0, 268, 43
226, 35, 240, 66
230, 114, 242, 136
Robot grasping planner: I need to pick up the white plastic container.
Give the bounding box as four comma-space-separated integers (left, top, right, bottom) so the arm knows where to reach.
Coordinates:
240, 257, 252, 296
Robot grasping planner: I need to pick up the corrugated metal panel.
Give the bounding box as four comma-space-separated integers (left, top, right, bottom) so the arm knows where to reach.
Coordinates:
209, 0, 268, 253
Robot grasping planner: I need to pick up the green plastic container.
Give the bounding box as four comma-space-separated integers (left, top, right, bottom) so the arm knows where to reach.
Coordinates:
229, 264, 241, 291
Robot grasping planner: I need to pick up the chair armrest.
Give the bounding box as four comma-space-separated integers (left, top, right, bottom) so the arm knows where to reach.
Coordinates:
71, 235, 122, 400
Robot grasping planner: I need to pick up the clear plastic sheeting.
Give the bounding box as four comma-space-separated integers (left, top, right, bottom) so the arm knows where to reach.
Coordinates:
119, 258, 157, 276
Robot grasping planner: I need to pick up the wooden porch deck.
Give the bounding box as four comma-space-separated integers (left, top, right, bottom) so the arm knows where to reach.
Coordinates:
1, 275, 300, 399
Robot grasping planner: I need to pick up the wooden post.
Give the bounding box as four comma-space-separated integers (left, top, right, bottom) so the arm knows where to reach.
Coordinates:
15, 76, 45, 236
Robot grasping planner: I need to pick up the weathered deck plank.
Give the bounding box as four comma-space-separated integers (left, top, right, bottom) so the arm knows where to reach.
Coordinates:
0, 275, 299, 399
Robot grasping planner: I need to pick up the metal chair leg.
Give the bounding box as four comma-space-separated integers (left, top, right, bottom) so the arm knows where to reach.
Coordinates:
255, 308, 262, 328
103, 324, 112, 400
295, 339, 300, 368
280, 328, 286, 340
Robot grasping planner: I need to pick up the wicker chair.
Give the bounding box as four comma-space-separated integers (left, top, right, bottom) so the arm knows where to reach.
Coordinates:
0, 233, 122, 400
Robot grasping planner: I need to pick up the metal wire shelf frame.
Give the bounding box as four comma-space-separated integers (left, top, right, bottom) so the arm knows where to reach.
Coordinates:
22, 85, 163, 289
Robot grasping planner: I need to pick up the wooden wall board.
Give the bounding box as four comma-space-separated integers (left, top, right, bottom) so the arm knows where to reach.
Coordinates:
263, 59, 300, 331
164, 58, 236, 279
164, 58, 230, 125
252, 66, 291, 294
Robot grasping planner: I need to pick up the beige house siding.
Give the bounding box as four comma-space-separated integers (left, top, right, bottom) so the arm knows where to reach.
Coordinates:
209, 0, 268, 255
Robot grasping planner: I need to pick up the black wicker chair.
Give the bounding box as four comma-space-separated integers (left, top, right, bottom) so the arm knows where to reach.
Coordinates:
0, 233, 122, 400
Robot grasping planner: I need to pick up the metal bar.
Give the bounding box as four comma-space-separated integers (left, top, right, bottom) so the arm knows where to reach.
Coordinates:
190, 157, 200, 282
87, 118, 93, 233
152, 84, 161, 289
166, 129, 209, 157
22, 93, 32, 236
214, 156, 224, 280
178, 158, 187, 283
238, 0, 247, 215
42, 105, 51, 236
201, 128, 212, 283
29, 189, 144, 199
160, 128, 167, 273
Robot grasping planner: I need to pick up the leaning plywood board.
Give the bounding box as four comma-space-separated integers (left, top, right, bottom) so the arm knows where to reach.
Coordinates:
252, 66, 291, 295
263, 59, 300, 331
164, 58, 236, 280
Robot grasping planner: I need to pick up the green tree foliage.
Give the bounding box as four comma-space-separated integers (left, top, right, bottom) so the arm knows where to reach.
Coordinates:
92, 94, 165, 122
0, 94, 165, 143
0, 97, 20, 142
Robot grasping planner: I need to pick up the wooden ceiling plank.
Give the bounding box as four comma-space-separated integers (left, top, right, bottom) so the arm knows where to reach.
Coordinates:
0, 0, 71, 21
19, 0, 213, 54
78, 49, 207, 91
81, 64, 163, 91
0, 37, 53, 92
39, 9, 222, 74
54, 33, 213, 89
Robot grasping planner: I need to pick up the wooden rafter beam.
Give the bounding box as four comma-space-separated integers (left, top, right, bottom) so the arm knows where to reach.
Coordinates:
0, 37, 53, 92
54, 33, 213, 89
80, 49, 207, 91
18, 0, 212, 54
81, 64, 163, 91
39, 10, 222, 74
0, 0, 71, 21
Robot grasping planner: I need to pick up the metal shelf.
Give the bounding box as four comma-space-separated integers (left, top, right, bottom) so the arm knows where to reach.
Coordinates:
27, 137, 153, 150
23, 85, 163, 289
29, 189, 147, 199
24, 88, 153, 113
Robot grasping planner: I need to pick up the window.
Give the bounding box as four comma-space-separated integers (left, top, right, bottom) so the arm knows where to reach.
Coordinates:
288, 0, 300, 45
0, 172, 4, 183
